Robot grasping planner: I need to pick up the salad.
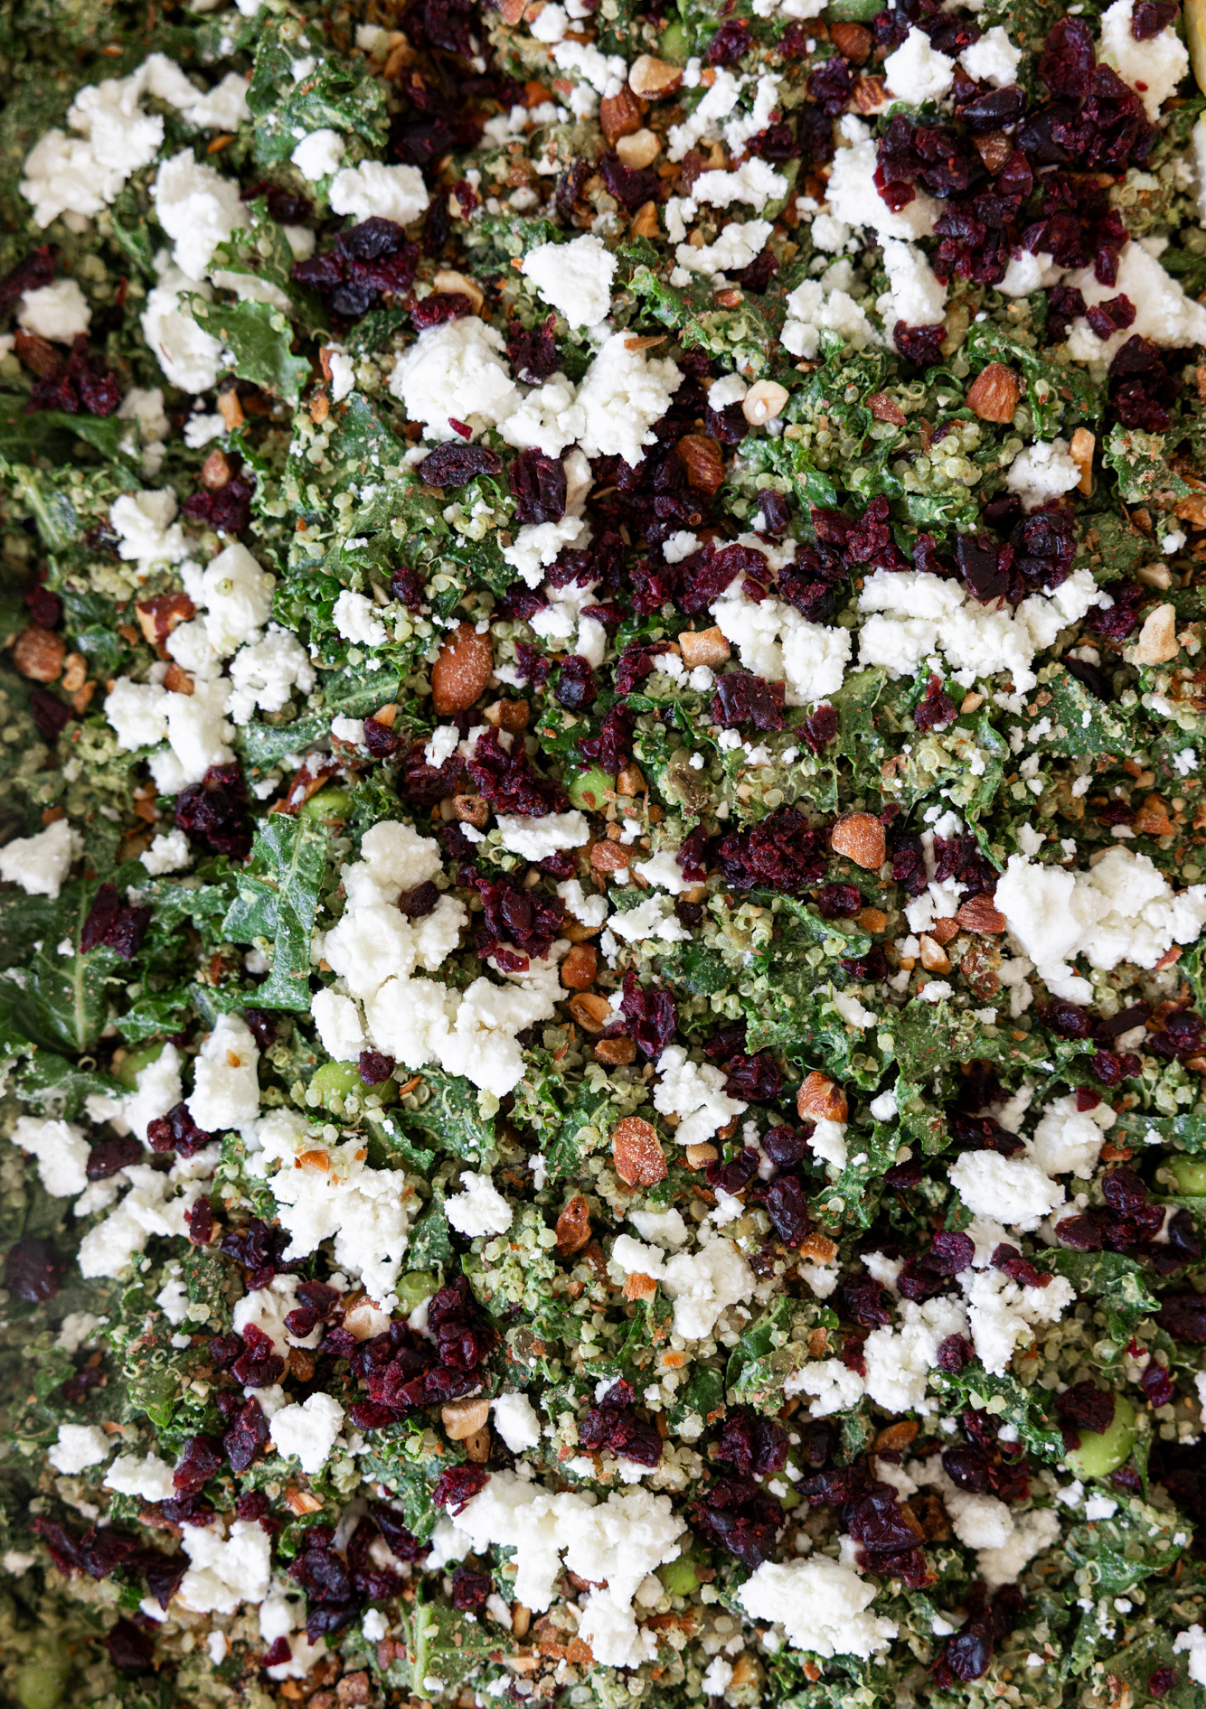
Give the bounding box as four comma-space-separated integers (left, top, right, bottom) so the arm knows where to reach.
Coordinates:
4, 0, 1206, 1703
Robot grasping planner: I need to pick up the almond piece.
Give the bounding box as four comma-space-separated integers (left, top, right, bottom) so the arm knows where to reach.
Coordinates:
595, 1036, 637, 1066
684, 1142, 718, 1169
432, 621, 494, 713
616, 128, 661, 169
463, 1425, 491, 1462
742, 381, 790, 427
974, 130, 1013, 173
433, 269, 485, 314
629, 201, 660, 240
60, 652, 86, 694
679, 626, 731, 669
828, 20, 872, 60
1069, 426, 1095, 496
561, 943, 598, 990
798, 1231, 839, 1263
590, 840, 629, 872
955, 894, 1007, 934
484, 696, 530, 729
867, 391, 906, 427
612, 1116, 667, 1186
876, 1419, 921, 1453
163, 661, 194, 696
453, 793, 490, 827
568, 992, 611, 1032
616, 763, 646, 795
12, 625, 64, 683
965, 362, 1021, 425
1134, 602, 1179, 665
628, 54, 682, 98
930, 916, 960, 946
623, 1272, 660, 1301
830, 811, 886, 871
919, 934, 951, 974
201, 449, 233, 489
1136, 561, 1173, 590
852, 74, 887, 112
855, 906, 888, 933
676, 433, 725, 495
442, 1396, 490, 1439
135, 592, 195, 647
556, 1193, 592, 1257
797, 1070, 848, 1124
600, 85, 644, 147
217, 387, 244, 431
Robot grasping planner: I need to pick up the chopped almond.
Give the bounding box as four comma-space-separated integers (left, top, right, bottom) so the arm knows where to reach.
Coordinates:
555, 1194, 592, 1257
676, 433, 725, 494
1069, 426, 1095, 495
568, 992, 611, 1032
628, 54, 682, 98
432, 621, 494, 713
560, 943, 598, 990
867, 391, 906, 427
442, 1396, 490, 1439
600, 85, 644, 146
612, 1116, 667, 1186
965, 362, 1022, 425
1133, 602, 1180, 665
595, 1036, 637, 1066
955, 894, 1007, 934
797, 1070, 848, 1124
679, 626, 731, 669
12, 625, 64, 683
831, 811, 886, 870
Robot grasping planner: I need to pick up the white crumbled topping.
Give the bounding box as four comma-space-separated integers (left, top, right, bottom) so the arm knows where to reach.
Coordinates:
141, 830, 192, 882
738, 1556, 898, 1658
960, 1265, 1075, 1374
883, 27, 957, 103
711, 580, 851, 705
994, 846, 1206, 1002
785, 1357, 867, 1417
557, 878, 609, 929
522, 233, 617, 329
492, 1390, 542, 1452
503, 514, 589, 589
11, 1116, 90, 1199
1030, 1092, 1115, 1179
178, 1520, 272, 1616
675, 218, 774, 279
270, 1393, 345, 1476
104, 1452, 176, 1501
187, 1012, 260, 1132
959, 25, 1022, 84
310, 989, 367, 1062
573, 333, 684, 466
389, 316, 519, 442
198, 541, 277, 657
332, 589, 388, 649
1174, 1625, 1206, 1686
608, 893, 692, 946
445, 1171, 514, 1238
48, 1423, 112, 1475
628, 1207, 689, 1248
0, 817, 81, 899
653, 1045, 747, 1147
610, 1231, 754, 1340
878, 238, 947, 331
691, 157, 788, 213
18, 279, 91, 342
329, 160, 429, 225
1066, 241, 1206, 362
141, 267, 225, 393
110, 488, 189, 568
948, 1149, 1065, 1232
495, 810, 590, 861
864, 1295, 968, 1413
153, 150, 246, 281
826, 117, 939, 243
632, 848, 690, 895
228, 626, 316, 724
79, 1161, 212, 1279
977, 1507, 1060, 1589
1099, 0, 1188, 118
1007, 438, 1083, 513
290, 128, 346, 181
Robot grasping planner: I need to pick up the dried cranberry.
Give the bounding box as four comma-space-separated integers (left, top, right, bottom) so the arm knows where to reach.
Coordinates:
418, 443, 502, 487
555, 654, 597, 712
5, 1235, 62, 1302
1149, 1667, 1179, 1697
358, 1049, 395, 1086
717, 806, 828, 895
691, 1475, 783, 1568
432, 1464, 490, 1513
1132, 0, 1178, 33
706, 18, 751, 62
224, 1397, 271, 1473
231, 1322, 286, 1387
712, 670, 785, 731
1057, 1379, 1116, 1435
620, 971, 677, 1058
926, 1230, 975, 1274
715, 1406, 789, 1477
1157, 1293, 1206, 1344
106, 1619, 155, 1672
507, 313, 559, 383
451, 1566, 492, 1609
80, 881, 150, 961
175, 763, 251, 860
469, 727, 569, 817
173, 1434, 224, 1495
763, 1125, 811, 1167
802, 703, 839, 754
186, 1198, 215, 1245
724, 1052, 783, 1102
762, 1174, 811, 1246
598, 152, 659, 211
914, 673, 957, 731
937, 1333, 974, 1372
938, 1622, 993, 1683
1140, 1359, 1175, 1409
86, 1133, 142, 1178
510, 449, 567, 524
147, 1102, 213, 1157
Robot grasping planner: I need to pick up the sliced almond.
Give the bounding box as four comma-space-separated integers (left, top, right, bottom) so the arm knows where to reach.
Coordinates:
679, 626, 731, 669
590, 840, 629, 872
866, 391, 906, 427
955, 894, 1007, 934
855, 906, 888, 934
1133, 602, 1179, 666
965, 362, 1021, 425
442, 1396, 490, 1439
612, 1116, 667, 1186
684, 1142, 718, 1169
616, 763, 646, 795
628, 54, 682, 98
1136, 561, 1173, 589
556, 1193, 592, 1257
919, 934, 951, 974
828, 20, 872, 61
432, 621, 494, 713
797, 1070, 848, 1124
629, 200, 660, 240
831, 811, 886, 871
1069, 425, 1095, 496
623, 1272, 659, 1301
568, 992, 611, 1032
676, 433, 725, 494
595, 1036, 637, 1066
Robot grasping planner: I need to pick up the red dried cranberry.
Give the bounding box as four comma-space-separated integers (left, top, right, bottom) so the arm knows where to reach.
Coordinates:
620, 970, 677, 1058
763, 1125, 810, 1167
418, 443, 502, 487
469, 727, 569, 817
712, 669, 785, 730
106, 1619, 156, 1672
715, 1406, 789, 1477
224, 1397, 271, 1473
507, 313, 559, 383
232, 1322, 286, 1387
363, 715, 404, 758
802, 703, 839, 753
1157, 1293, 1206, 1344
894, 321, 946, 368
717, 806, 829, 894
937, 1622, 993, 1683
840, 1274, 891, 1329
937, 1333, 974, 1372
1132, 0, 1178, 33
808, 54, 854, 116
176, 763, 251, 860
432, 1464, 490, 1513
5, 1235, 63, 1302
706, 19, 751, 62
926, 1230, 975, 1274
1140, 1359, 1175, 1409
914, 674, 957, 731
1149, 1667, 1179, 1697
690, 1475, 783, 1567
173, 1434, 224, 1494
598, 152, 660, 211
86, 1133, 142, 1179
1086, 294, 1137, 338
451, 1566, 492, 1609
411, 291, 473, 330
80, 881, 150, 960
147, 1101, 213, 1157
724, 1052, 783, 1102
359, 1049, 395, 1085
1039, 18, 1097, 97
186, 1198, 215, 1245
762, 1174, 811, 1246
555, 654, 597, 711
510, 448, 567, 524
1056, 1379, 1116, 1435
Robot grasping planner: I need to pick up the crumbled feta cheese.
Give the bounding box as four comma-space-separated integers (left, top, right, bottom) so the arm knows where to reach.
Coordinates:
227, 625, 316, 724
445, 1171, 514, 1237
959, 25, 1022, 85
1174, 1625, 1206, 1687
711, 580, 851, 705
1007, 438, 1083, 512
18, 279, 91, 341
104, 1452, 176, 1501
270, 1392, 345, 1477
492, 1391, 542, 1453
153, 150, 246, 280
11, 1116, 90, 1198
389, 316, 519, 441
978, 1507, 1060, 1589
864, 1295, 968, 1413
573, 333, 683, 466
329, 160, 429, 225
948, 1149, 1065, 1232
878, 238, 947, 330
738, 1556, 898, 1658
1066, 241, 1206, 363
187, 1013, 260, 1131
495, 810, 590, 861
311, 989, 367, 1062
785, 1357, 867, 1417
883, 26, 956, 103
48, 1423, 111, 1475
653, 1045, 747, 1147
1099, 0, 1188, 118
110, 487, 189, 568
521, 233, 616, 329
290, 128, 346, 181
1029, 1092, 1114, 1179
178, 1520, 272, 1616
0, 817, 81, 899
826, 117, 939, 242
141, 267, 225, 392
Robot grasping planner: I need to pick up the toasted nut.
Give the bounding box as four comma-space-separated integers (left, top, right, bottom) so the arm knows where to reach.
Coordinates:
974, 130, 1013, 173
866, 391, 906, 427
12, 625, 64, 683
830, 811, 886, 871
72, 681, 95, 714
283, 1485, 323, 1515
629, 200, 660, 240
955, 894, 1007, 934
561, 943, 598, 990
512, 1605, 532, 1640
13, 329, 61, 378
288, 1346, 315, 1382
1188, 0, 1206, 94
432, 621, 494, 713
600, 85, 644, 147
616, 763, 646, 795
798, 1232, 839, 1263
163, 661, 194, 696
623, 1272, 659, 1301
453, 793, 489, 827
679, 626, 731, 669
342, 1295, 392, 1341
855, 907, 888, 933
919, 934, 951, 974
876, 1419, 920, 1453
797, 1070, 848, 1124
676, 433, 725, 495
628, 54, 682, 98
684, 1142, 718, 1169
1136, 561, 1173, 589
60, 652, 86, 694
742, 381, 790, 426
1133, 792, 1174, 836
373, 702, 398, 728
463, 1425, 491, 1463
612, 1116, 667, 1186
595, 1035, 637, 1066
310, 390, 330, 425
135, 592, 195, 647
433, 269, 484, 314
1176, 488, 1206, 529
217, 387, 244, 431
442, 1396, 490, 1439
828, 20, 872, 60
930, 916, 960, 946
965, 362, 1021, 425
617, 127, 661, 169
200, 449, 232, 489
485, 696, 530, 730
590, 840, 629, 872
1134, 602, 1179, 665
556, 1194, 592, 1257
336, 1672, 372, 1708
1069, 426, 1095, 495
852, 74, 887, 111
568, 992, 611, 1032
960, 691, 985, 714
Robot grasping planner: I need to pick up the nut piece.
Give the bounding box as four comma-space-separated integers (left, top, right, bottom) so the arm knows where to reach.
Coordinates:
556, 1194, 592, 1257
623, 1272, 660, 1301
856, 906, 888, 934
568, 992, 611, 1032
561, 943, 598, 990
1136, 561, 1173, 590
200, 449, 232, 489
956, 894, 1007, 934
628, 54, 683, 98
616, 763, 646, 796
684, 1142, 718, 1169
453, 793, 489, 827
595, 1036, 637, 1066
974, 130, 1013, 174
742, 381, 790, 427
12, 625, 65, 683
432, 621, 494, 713
797, 1071, 848, 1124
680, 626, 731, 669
1069, 426, 1095, 495
484, 696, 530, 730
616, 127, 661, 169
591, 840, 630, 872
463, 1425, 491, 1463
676, 433, 725, 495
442, 1396, 490, 1439
629, 200, 660, 240
1134, 602, 1180, 666
433, 269, 485, 314
600, 85, 645, 147
919, 934, 951, 974
830, 811, 886, 871
135, 591, 195, 647
965, 362, 1021, 425
866, 391, 906, 427
612, 1116, 667, 1187
828, 20, 872, 61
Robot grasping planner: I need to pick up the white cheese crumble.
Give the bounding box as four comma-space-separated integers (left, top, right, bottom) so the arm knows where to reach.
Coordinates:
521, 233, 616, 329
187, 1012, 260, 1132
269, 1393, 346, 1477
883, 27, 957, 104
329, 161, 430, 225
738, 1556, 898, 1658
445, 1171, 514, 1237
0, 817, 81, 899
389, 316, 519, 441
48, 1423, 111, 1475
